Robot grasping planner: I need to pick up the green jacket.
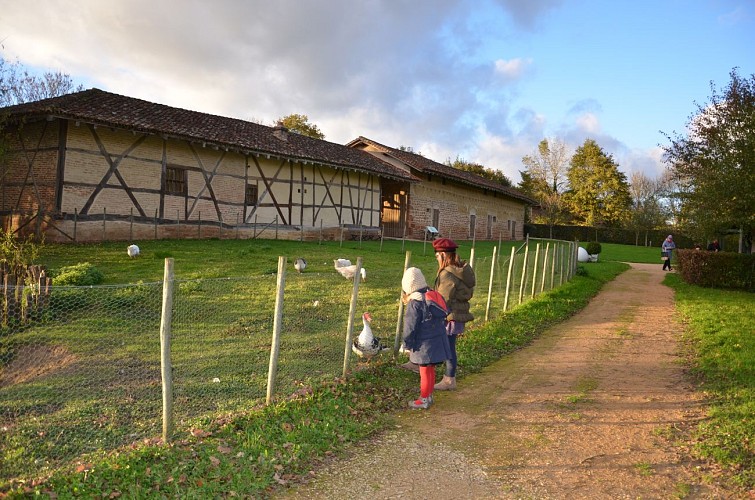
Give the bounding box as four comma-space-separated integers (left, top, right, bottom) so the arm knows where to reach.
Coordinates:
434, 263, 476, 323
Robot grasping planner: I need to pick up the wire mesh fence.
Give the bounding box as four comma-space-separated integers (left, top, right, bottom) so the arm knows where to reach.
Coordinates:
0, 237, 577, 486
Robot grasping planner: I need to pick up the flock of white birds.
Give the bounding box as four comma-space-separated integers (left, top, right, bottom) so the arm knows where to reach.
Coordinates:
127, 246, 383, 361
127, 244, 367, 283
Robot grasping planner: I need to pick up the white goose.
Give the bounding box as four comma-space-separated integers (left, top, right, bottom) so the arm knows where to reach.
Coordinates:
334, 259, 367, 281
352, 312, 388, 360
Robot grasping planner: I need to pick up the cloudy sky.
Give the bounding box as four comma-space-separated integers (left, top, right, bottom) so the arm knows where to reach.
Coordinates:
1, 0, 753, 184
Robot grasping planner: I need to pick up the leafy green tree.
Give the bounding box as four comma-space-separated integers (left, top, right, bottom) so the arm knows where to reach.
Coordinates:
662, 68, 755, 250
520, 138, 571, 232
517, 170, 549, 198
446, 156, 512, 187
563, 139, 631, 227
276, 113, 325, 139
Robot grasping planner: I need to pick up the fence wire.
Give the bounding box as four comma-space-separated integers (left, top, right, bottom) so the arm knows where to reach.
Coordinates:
1, 238, 577, 487
1, 282, 164, 483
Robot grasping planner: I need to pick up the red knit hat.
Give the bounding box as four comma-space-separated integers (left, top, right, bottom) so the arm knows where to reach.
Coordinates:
432, 237, 458, 252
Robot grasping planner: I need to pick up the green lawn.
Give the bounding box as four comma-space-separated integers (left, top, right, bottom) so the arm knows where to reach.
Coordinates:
2, 238, 751, 495
666, 274, 755, 488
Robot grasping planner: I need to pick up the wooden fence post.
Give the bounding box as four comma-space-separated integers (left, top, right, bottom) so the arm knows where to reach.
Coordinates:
342, 257, 363, 377
160, 258, 175, 442
549, 243, 557, 291
503, 246, 516, 311
393, 251, 412, 357
484, 246, 497, 322
540, 242, 550, 294
518, 242, 529, 305
266, 256, 287, 404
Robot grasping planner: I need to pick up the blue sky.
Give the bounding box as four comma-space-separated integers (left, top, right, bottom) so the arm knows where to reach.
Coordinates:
1, 0, 752, 184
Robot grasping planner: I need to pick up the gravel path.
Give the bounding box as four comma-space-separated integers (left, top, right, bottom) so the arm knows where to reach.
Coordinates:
276, 263, 738, 499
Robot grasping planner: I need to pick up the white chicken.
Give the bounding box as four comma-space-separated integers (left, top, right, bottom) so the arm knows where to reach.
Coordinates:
294, 257, 307, 273
127, 244, 140, 258
334, 259, 367, 281
352, 312, 387, 361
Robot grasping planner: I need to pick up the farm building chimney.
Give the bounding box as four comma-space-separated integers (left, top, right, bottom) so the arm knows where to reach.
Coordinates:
272, 124, 289, 142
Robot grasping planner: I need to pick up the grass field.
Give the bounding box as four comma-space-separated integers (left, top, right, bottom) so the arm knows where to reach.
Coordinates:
667, 274, 755, 488
1, 237, 752, 495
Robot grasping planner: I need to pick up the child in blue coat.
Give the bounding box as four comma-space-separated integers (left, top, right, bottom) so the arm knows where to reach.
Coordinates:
401, 267, 452, 409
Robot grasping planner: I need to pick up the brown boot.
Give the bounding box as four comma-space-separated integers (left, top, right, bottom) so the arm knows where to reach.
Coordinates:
399, 361, 420, 373
434, 376, 456, 391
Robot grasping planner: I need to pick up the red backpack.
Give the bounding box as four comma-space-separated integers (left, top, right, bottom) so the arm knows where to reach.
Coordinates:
424, 289, 449, 316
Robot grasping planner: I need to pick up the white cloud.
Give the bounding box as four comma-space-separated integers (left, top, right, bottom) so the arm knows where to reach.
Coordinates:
575, 113, 601, 134
494, 58, 533, 81
0, 0, 677, 191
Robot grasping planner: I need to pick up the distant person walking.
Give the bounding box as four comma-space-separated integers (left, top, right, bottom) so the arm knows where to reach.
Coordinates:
707, 239, 721, 252
662, 235, 676, 271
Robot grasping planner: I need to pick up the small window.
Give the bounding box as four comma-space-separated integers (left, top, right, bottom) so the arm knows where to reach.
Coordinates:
165, 167, 186, 195
246, 184, 258, 206
469, 214, 476, 239
432, 208, 440, 229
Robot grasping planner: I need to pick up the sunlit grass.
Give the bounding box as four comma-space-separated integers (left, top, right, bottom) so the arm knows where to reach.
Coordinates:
3, 238, 751, 495
667, 273, 755, 488
1, 238, 625, 496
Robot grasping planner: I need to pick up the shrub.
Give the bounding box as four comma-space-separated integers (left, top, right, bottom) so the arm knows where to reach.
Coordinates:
0, 229, 43, 277
585, 241, 602, 255
677, 250, 755, 291
52, 262, 104, 286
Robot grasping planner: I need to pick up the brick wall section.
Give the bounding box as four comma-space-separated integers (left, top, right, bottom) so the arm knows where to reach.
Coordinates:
408, 176, 526, 241
1, 120, 60, 213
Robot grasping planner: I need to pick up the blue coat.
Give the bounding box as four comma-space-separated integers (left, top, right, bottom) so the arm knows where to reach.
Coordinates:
402, 288, 452, 365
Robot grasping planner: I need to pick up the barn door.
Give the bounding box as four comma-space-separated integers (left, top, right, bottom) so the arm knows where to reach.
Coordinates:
380, 180, 408, 238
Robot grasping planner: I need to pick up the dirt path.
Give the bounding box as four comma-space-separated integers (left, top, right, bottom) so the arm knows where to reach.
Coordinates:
278, 263, 736, 499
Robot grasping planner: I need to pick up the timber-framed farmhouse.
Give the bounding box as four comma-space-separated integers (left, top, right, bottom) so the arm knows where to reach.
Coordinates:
1, 89, 533, 243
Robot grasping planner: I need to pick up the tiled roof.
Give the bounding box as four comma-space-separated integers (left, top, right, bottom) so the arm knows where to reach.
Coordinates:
346, 136, 536, 204
1, 89, 419, 183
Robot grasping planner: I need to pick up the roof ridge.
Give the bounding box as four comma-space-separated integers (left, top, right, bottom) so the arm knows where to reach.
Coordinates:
2, 89, 419, 183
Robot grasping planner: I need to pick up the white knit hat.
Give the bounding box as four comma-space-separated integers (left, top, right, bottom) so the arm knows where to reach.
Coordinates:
402, 267, 428, 294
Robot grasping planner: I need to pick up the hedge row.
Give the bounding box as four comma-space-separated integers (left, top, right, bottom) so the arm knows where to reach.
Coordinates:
677, 249, 755, 291
524, 223, 694, 248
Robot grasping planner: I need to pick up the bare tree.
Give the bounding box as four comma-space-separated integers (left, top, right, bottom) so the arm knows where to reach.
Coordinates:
627, 171, 669, 245
1, 58, 83, 107
521, 138, 570, 193
520, 138, 571, 235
